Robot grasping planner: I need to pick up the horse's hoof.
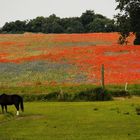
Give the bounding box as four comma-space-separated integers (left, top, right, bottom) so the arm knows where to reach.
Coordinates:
16, 111, 19, 116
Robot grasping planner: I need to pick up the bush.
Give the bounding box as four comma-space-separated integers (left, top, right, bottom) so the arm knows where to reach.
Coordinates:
136, 106, 140, 115
22, 92, 59, 102
21, 87, 112, 102
74, 87, 112, 101
58, 92, 73, 101
110, 90, 130, 97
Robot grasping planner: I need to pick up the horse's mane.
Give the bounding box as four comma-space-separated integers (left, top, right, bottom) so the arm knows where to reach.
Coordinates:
0, 93, 6, 96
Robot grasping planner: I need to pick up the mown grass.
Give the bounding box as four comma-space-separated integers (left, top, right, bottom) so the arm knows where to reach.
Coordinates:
0, 97, 140, 140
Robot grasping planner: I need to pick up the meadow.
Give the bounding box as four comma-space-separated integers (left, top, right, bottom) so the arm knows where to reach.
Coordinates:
0, 97, 140, 140
0, 33, 140, 140
0, 32, 140, 89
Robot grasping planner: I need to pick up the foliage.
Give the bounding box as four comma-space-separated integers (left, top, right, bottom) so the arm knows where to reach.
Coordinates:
75, 87, 112, 101
134, 32, 140, 44
21, 87, 112, 102
0, 10, 117, 34
80, 10, 95, 32
42, 14, 63, 33
1, 84, 140, 102
2, 20, 26, 33
26, 16, 46, 33
136, 106, 140, 115
115, 0, 140, 44
66, 18, 84, 33
87, 18, 116, 32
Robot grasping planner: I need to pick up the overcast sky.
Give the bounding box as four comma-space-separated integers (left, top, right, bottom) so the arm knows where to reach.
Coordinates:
0, 0, 118, 27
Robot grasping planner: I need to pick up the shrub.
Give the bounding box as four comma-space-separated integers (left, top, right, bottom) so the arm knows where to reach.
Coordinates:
110, 90, 130, 97
58, 92, 73, 101
21, 87, 112, 102
74, 87, 112, 101
136, 106, 140, 115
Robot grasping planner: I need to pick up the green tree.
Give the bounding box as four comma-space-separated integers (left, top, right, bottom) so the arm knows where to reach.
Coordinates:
87, 17, 116, 32
42, 14, 63, 33
26, 16, 46, 32
1, 10, 117, 34
80, 10, 95, 32
61, 17, 84, 33
115, 0, 140, 45
2, 20, 26, 33
87, 18, 106, 32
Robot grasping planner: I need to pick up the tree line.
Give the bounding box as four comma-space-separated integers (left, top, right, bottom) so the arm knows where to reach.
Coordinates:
0, 10, 118, 34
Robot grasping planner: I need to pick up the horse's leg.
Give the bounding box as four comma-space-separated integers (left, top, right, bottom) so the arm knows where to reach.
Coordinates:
14, 104, 19, 116
1, 105, 4, 114
5, 105, 7, 113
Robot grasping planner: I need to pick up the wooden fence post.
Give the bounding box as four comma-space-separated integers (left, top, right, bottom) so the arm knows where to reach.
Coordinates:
125, 82, 128, 91
101, 64, 105, 89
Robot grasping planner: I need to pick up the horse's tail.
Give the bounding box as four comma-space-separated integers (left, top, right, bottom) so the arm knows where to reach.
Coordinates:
20, 97, 24, 112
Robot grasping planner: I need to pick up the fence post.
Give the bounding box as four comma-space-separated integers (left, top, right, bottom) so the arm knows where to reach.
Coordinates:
125, 82, 128, 91
101, 64, 105, 89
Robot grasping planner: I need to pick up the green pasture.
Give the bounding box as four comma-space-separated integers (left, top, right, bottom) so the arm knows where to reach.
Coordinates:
0, 97, 140, 140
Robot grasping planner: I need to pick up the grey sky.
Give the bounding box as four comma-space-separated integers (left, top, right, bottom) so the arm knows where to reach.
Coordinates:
0, 0, 117, 27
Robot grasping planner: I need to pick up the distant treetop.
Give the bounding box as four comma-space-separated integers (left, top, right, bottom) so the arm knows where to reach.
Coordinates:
0, 10, 117, 34
115, 0, 140, 45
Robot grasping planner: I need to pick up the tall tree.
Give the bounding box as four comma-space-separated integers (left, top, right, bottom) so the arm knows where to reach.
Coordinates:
26, 16, 46, 32
61, 17, 84, 33
80, 10, 95, 32
0, 10, 117, 34
42, 14, 63, 33
87, 17, 116, 32
2, 20, 26, 33
115, 0, 140, 45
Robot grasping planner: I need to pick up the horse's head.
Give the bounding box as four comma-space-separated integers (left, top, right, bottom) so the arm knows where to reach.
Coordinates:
0, 93, 7, 98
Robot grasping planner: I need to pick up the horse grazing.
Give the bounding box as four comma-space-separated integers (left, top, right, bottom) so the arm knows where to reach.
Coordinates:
0, 94, 24, 115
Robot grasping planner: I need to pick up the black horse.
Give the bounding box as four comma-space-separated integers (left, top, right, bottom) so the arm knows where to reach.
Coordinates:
0, 94, 24, 115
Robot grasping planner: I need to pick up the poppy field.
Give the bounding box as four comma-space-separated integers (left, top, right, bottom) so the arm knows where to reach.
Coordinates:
0, 32, 140, 87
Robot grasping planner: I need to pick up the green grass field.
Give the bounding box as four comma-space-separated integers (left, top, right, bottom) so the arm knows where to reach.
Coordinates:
0, 97, 140, 140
